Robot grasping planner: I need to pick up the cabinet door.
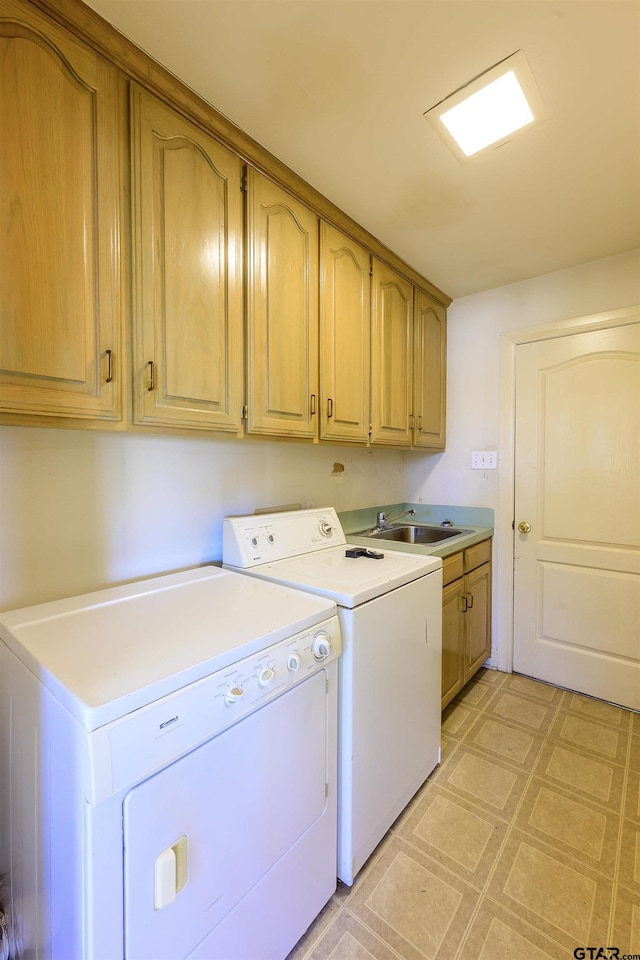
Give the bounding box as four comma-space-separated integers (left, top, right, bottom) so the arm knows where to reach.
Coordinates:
413, 288, 446, 449
465, 562, 492, 680
0, 0, 124, 421
370, 260, 413, 446
442, 578, 466, 709
246, 170, 319, 437
130, 86, 244, 432
319, 224, 371, 443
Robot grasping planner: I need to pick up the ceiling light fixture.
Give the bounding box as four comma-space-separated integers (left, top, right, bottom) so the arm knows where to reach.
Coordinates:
424, 50, 547, 162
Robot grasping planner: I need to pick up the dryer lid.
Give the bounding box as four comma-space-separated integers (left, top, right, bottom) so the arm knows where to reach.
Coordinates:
0, 567, 336, 730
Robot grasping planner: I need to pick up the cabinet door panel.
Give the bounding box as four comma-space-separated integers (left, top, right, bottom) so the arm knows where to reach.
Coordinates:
465, 562, 492, 679
413, 289, 446, 449
442, 579, 466, 709
0, 1, 124, 420
370, 260, 412, 446
319, 224, 370, 442
247, 171, 318, 437
131, 86, 243, 431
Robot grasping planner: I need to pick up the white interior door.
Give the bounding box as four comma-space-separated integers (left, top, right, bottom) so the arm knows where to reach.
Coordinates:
513, 321, 640, 710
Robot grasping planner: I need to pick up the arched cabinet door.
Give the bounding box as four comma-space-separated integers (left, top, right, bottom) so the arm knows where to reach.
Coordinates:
246, 169, 319, 439
413, 288, 447, 449
130, 85, 244, 433
319, 223, 371, 443
370, 259, 413, 446
0, 0, 125, 422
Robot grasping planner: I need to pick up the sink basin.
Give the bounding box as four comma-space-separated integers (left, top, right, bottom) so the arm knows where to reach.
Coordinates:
366, 524, 472, 545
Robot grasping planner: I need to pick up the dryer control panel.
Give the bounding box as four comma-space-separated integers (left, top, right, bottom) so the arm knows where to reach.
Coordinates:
223, 508, 346, 567
88, 615, 341, 804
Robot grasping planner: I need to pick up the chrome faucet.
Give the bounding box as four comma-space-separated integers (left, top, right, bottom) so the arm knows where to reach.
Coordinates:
376, 508, 416, 530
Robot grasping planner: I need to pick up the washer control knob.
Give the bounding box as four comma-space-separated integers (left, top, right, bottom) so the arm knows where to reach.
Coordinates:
287, 652, 301, 672
312, 633, 331, 661
250, 536, 258, 547
224, 685, 244, 706
267, 534, 275, 544
319, 520, 333, 538
258, 667, 276, 688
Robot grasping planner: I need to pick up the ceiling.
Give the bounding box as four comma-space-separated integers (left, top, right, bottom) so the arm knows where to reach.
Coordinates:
84, 0, 640, 299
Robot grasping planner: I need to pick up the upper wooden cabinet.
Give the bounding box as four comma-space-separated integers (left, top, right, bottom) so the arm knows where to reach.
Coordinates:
413, 288, 447, 449
246, 171, 319, 438
319, 224, 371, 443
370, 260, 413, 446
130, 85, 244, 432
0, 0, 125, 421
0, 0, 449, 441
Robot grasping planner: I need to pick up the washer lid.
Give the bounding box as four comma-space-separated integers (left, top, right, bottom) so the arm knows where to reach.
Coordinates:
233, 545, 442, 607
0, 567, 336, 731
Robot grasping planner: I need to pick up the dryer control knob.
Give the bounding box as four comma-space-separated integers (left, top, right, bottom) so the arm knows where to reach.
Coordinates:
287, 652, 301, 672
224, 685, 244, 706
319, 520, 333, 538
313, 633, 331, 661
258, 667, 276, 688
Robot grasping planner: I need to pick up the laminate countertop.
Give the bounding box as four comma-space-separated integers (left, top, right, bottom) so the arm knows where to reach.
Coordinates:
338, 503, 494, 560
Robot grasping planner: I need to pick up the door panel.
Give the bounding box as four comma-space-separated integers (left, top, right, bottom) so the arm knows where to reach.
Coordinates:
466, 562, 491, 678
131, 86, 243, 431
513, 322, 640, 710
246, 171, 318, 437
319, 223, 371, 442
442, 579, 465, 708
0, 3, 123, 420
370, 260, 413, 446
413, 289, 446, 449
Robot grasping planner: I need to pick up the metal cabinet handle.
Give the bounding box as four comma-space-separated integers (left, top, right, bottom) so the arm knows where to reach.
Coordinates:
147, 360, 155, 392
460, 595, 468, 613
409, 413, 415, 429
310, 394, 317, 415
105, 349, 113, 383
418, 415, 423, 430
466, 593, 474, 609
327, 398, 334, 418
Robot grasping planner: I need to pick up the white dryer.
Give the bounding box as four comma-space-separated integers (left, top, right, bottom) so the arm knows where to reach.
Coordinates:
0, 566, 341, 960
223, 508, 443, 885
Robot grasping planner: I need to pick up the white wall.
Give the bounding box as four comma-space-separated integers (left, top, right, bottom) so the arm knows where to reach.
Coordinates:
405, 249, 640, 511
0, 428, 403, 611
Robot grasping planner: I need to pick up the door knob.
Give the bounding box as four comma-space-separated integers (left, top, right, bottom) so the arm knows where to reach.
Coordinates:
518, 520, 532, 534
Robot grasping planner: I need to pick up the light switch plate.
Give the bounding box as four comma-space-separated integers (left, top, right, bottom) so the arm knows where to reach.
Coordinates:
471, 451, 497, 469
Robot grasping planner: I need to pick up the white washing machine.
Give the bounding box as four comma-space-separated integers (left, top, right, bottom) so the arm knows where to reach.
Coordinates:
0, 566, 341, 960
223, 508, 442, 885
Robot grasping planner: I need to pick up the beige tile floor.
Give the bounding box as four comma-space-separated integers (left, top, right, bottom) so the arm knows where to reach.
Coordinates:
287, 669, 640, 960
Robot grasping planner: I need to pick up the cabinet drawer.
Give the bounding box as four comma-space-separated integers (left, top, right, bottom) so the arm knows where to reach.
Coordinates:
464, 538, 492, 573
442, 551, 464, 586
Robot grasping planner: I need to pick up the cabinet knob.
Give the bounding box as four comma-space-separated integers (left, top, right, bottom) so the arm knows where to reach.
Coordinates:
517, 521, 531, 534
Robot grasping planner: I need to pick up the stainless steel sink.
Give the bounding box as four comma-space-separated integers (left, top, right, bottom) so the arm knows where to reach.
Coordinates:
366, 524, 472, 545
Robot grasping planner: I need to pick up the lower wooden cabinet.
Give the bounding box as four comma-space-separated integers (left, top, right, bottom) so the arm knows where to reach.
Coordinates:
441, 539, 492, 710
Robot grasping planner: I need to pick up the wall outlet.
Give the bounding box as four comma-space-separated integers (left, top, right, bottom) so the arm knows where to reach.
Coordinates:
471, 451, 497, 469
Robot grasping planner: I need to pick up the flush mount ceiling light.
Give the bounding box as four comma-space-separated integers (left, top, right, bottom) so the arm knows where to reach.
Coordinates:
424, 50, 547, 162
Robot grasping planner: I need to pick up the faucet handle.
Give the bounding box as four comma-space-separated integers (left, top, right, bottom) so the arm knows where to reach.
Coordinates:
376, 511, 387, 526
